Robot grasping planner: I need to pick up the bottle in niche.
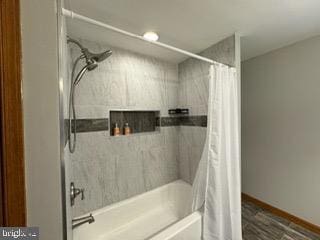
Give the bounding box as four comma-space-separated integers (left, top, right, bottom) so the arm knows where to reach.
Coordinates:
124, 123, 131, 135
113, 123, 121, 136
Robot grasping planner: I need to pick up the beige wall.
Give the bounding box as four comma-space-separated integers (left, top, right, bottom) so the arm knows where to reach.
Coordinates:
242, 36, 320, 225
21, 0, 64, 239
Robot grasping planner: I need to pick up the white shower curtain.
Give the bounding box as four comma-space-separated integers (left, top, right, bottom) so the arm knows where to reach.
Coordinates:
192, 64, 242, 240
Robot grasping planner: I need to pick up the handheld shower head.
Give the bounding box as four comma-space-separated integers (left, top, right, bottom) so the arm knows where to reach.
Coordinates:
81, 48, 112, 71
67, 37, 113, 153
67, 37, 112, 71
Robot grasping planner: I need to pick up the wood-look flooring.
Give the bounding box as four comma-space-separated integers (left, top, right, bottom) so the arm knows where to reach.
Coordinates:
242, 200, 320, 240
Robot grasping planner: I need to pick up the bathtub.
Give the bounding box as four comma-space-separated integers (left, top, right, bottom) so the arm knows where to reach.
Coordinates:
73, 180, 202, 240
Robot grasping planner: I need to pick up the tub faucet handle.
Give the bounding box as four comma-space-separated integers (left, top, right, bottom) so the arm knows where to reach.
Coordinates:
80, 188, 85, 200
70, 182, 85, 206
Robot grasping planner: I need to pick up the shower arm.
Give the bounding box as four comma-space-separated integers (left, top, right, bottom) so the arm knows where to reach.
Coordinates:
67, 38, 94, 66
67, 37, 86, 52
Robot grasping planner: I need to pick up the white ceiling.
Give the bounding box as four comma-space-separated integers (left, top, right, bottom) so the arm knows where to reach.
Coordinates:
66, 0, 320, 62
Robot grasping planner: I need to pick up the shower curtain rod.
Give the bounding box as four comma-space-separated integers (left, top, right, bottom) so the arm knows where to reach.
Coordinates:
62, 8, 215, 64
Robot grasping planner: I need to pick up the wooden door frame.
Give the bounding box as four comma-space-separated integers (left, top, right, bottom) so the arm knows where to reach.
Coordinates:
0, 0, 26, 226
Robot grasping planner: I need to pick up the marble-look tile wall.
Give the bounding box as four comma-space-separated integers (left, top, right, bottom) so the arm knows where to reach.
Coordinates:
70, 39, 178, 119
178, 126, 207, 183
71, 128, 178, 216
178, 35, 236, 184
67, 39, 179, 217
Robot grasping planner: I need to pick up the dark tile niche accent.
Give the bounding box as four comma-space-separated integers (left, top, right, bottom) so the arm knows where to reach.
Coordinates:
64, 118, 109, 146
160, 115, 207, 127
110, 110, 160, 136
63, 114, 207, 144
73, 118, 109, 133
159, 116, 181, 126
180, 115, 207, 127
65, 118, 109, 134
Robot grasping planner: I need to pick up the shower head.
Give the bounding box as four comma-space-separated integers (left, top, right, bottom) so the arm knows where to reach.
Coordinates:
67, 37, 112, 71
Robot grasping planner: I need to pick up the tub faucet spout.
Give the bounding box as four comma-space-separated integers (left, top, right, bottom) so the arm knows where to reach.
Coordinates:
72, 213, 95, 229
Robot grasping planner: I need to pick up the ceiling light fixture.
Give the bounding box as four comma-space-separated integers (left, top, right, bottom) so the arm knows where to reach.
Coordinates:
143, 31, 159, 41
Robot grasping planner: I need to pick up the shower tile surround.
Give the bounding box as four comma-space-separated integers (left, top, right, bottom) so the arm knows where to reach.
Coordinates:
68, 39, 180, 216
66, 36, 236, 217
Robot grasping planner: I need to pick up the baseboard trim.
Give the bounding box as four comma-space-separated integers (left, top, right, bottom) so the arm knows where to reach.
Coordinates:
242, 193, 320, 235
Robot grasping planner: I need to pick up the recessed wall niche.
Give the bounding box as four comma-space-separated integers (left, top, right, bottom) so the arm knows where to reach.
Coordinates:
109, 110, 160, 136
